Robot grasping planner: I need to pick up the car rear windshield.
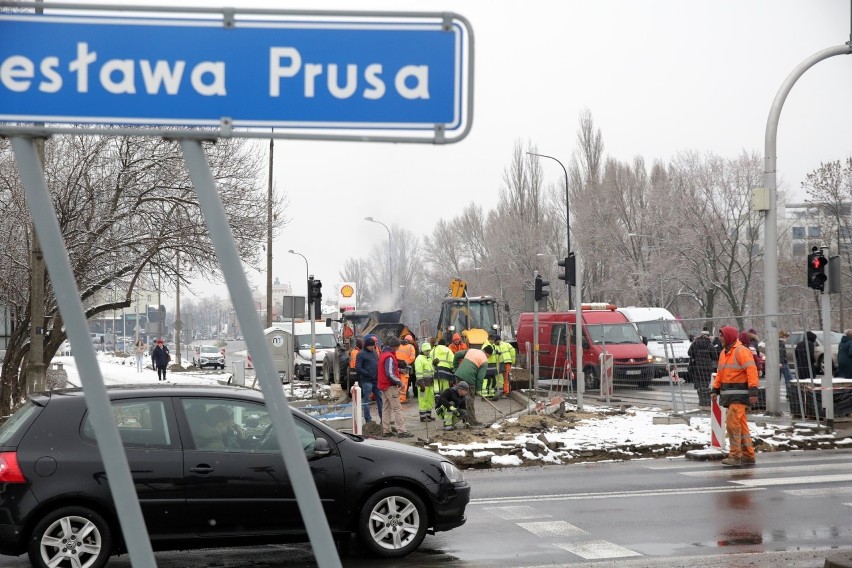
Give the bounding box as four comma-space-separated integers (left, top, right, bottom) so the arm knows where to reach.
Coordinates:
0, 401, 39, 446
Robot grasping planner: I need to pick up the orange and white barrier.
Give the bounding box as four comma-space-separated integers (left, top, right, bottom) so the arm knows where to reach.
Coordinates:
710, 373, 727, 450
351, 382, 362, 435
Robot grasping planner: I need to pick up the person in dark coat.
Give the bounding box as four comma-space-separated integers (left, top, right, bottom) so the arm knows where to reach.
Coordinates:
794, 331, 818, 382
687, 329, 716, 407
150, 338, 170, 381
838, 329, 852, 379
354, 336, 382, 423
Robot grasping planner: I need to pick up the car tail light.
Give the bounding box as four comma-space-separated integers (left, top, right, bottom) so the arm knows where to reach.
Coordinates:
0, 452, 26, 483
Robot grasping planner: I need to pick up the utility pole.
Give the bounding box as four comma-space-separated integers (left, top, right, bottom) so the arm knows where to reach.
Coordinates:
266, 132, 273, 327
27, 0, 47, 392
175, 252, 182, 365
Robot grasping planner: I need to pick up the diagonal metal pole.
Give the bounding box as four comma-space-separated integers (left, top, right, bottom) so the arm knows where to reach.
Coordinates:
12, 136, 157, 568
180, 140, 341, 568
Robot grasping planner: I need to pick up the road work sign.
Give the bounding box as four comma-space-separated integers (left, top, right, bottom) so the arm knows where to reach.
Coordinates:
0, 8, 473, 142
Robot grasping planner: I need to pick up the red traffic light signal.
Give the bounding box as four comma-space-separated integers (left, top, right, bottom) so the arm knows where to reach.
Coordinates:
807, 250, 828, 291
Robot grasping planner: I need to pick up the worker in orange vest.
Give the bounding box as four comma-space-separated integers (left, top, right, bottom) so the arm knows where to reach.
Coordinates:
712, 326, 759, 467
449, 332, 468, 353
396, 335, 416, 403
348, 338, 362, 394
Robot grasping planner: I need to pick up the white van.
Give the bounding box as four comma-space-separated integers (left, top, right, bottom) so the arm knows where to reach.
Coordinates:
617, 307, 691, 379
270, 321, 336, 381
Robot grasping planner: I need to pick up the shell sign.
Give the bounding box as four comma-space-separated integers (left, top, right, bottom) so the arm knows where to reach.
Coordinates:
338, 282, 357, 312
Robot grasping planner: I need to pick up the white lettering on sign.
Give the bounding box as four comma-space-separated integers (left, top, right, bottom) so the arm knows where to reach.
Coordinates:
0, 42, 226, 96
268, 46, 429, 100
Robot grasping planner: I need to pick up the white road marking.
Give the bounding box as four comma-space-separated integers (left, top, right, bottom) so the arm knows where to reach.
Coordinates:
517, 521, 587, 537
783, 486, 852, 496
730, 474, 852, 487
483, 505, 551, 520
681, 462, 847, 477
643, 451, 852, 470
470, 485, 762, 505
554, 540, 642, 560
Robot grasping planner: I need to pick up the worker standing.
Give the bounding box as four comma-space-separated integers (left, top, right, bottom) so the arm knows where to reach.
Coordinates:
414, 342, 436, 422
711, 326, 759, 467
481, 334, 499, 400
449, 332, 468, 353
432, 338, 455, 401
495, 336, 514, 398
378, 337, 412, 438
348, 338, 362, 393
396, 334, 416, 403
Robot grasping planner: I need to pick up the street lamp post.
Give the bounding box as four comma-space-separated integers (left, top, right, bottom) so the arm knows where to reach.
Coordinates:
288, 249, 316, 395
364, 216, 392, 296
527, 152, 572, 309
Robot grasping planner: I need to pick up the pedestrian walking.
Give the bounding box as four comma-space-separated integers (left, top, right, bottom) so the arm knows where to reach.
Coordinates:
414, 342, 436, 421
354, 336, 381, 423
436, 381, 471, 431
778, 330, 793, 397
794, 331, 818, 382
711, 326, 759, 467
151, 339, 171, 382
378, 337, 411, 438
687, 329, 715, 407
838, 329, 852, 378
134, 339, 146, 373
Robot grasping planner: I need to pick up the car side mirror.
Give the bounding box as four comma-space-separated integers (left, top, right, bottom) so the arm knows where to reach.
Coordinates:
311, 437, 331, 459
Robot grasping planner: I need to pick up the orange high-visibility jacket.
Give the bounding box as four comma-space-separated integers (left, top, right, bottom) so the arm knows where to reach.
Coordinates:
396, 343, 416, 365
712, 340, 759, 407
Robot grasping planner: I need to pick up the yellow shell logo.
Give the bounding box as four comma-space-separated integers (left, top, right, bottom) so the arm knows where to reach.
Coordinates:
340, 285, 355, 298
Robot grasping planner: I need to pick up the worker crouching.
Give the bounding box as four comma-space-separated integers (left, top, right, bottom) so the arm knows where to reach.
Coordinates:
437, 381, 470, 431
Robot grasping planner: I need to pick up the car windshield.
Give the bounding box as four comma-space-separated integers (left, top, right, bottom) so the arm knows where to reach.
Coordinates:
587, 323, 643, 345
634, 320, 689, 341
200, 347, 220, 356
296, 334, 336, 349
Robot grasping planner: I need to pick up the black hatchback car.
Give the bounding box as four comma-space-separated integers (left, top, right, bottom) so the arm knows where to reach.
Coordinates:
0, 385, 470, 568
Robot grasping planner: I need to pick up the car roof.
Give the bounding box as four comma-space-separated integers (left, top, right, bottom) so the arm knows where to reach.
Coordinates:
43, 383, 262, 401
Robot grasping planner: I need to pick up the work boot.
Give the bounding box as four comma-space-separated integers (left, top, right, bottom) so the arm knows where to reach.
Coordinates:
382, 432, 394, 438
721, 457, 742, 467
397, 431, 413, 438
443, 425, 455, 431
741, 456, 756, 466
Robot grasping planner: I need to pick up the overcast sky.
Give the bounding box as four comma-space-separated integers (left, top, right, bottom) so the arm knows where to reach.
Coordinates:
48, 0, 852, 304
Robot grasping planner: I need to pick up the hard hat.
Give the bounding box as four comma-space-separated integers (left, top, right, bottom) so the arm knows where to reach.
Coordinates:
421, 342, 432, 352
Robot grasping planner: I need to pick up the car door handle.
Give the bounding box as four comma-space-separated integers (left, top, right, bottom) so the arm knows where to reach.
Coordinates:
190, 465, 215, 474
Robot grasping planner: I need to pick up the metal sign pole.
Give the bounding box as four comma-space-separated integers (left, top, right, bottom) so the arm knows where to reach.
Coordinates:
181, 140, 341, 568
12, 136, 157, 568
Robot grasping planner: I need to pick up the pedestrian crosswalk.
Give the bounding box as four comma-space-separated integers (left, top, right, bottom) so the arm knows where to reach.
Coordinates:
471, 453, 852, 562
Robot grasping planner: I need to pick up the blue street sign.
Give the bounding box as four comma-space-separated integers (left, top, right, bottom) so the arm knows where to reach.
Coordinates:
0, 11, 472, 139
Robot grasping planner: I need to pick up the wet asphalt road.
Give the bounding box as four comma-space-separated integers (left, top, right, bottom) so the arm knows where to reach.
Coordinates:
6, 448, 852, 568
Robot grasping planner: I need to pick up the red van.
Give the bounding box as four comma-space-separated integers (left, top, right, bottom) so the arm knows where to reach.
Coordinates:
516, 303, 654, 389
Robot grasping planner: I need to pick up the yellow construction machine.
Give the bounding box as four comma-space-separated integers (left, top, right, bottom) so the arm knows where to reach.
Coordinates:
434, 278, 513, 348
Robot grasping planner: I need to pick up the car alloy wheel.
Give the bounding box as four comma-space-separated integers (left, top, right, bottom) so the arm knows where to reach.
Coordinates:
358, 487, 427, 557
28, 506, 112, 568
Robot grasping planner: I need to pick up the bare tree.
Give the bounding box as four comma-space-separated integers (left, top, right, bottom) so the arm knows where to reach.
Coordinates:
802, 158, 852, 328
0, 135, 282, 412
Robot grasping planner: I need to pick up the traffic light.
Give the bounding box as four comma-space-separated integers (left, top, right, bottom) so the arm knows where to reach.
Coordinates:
534, 274, 550, 302
807, 248, 828, 291
558, 253, 576, 286
310, 278, 323, 319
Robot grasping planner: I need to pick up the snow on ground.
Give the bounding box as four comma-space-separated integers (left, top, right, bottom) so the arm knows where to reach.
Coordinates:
54, 352, 330, 401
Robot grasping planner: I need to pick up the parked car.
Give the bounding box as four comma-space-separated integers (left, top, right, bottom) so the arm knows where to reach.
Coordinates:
785, 330, 841, 375
192, 344, 225, 369
0, 385, 469, 567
